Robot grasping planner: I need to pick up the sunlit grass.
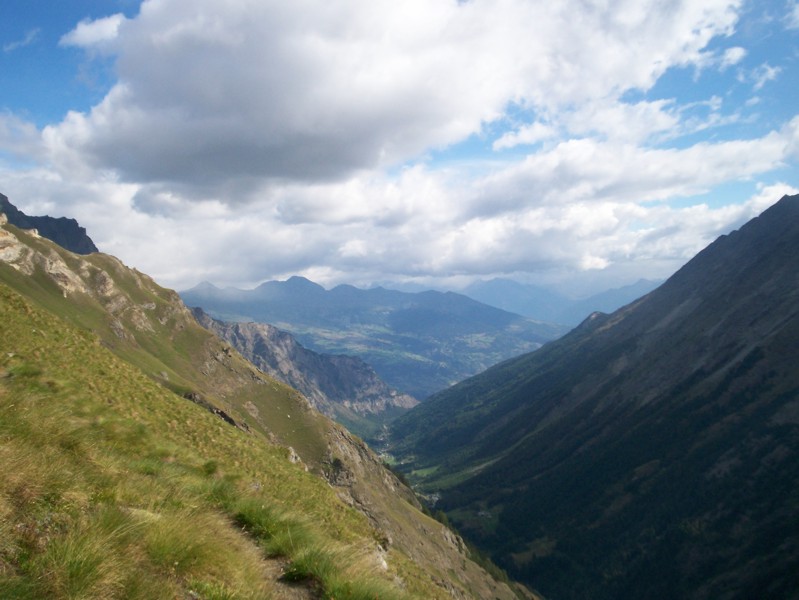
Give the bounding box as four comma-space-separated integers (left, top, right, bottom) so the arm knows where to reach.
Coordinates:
0, 281, 419, 599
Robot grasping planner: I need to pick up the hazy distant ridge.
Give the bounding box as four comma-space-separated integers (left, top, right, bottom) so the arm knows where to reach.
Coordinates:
181, 277, 567, 399
463, 277, 662, 325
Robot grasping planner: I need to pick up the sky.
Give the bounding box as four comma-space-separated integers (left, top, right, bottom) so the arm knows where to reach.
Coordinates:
1, 0, 798, 297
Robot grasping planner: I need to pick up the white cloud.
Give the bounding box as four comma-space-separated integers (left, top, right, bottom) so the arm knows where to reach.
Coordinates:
468, 128, 791, 221
4, 0, 799, 296
15, 117, 799, 296
37, 0, 744, 192
563, 99, 680, 144
787, 1, 799, 29
60, 14, 126, 48
3, 28, 40, 53
493, 122, 557, 151
720, 46, 747, 68
752, 62, 782, 90
0, 113, 46, 160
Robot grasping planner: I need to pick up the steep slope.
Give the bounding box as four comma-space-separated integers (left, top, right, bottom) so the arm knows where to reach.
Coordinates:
192, 307, 418, 442
181, 278, 566, 399
0, 281, 395, 599
0, 210, 527, 600
1, 193, 99, 254
392, 194, 799, 599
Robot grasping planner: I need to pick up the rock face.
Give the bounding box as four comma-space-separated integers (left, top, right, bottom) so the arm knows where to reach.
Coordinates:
393, 194, 799, 600
0, 193, 99, 254
191, 308, 418, 439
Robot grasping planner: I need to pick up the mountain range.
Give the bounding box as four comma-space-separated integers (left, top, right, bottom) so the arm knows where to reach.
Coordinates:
464, 277, 662, 325
181, 278, 567, 399
0, 198, 528, 599
391, 194, 799, 599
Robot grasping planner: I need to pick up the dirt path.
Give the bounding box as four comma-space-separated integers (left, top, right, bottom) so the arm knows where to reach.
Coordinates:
262, 558, 319, 600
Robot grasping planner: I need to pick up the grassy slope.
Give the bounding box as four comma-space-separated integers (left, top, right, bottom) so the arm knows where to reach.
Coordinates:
1, 225, 330, 464
0, 222, 526, 599
0, 282, 408, 599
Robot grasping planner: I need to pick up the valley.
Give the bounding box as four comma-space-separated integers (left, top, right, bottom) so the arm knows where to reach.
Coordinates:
180, 277, 567, 401
0, 203, 529, 600
3, 3, 797, 599
3, 193, 798, 599
391, 193, 799, 599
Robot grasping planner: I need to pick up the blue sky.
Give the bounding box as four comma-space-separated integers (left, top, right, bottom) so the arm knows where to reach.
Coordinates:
0, 2, 137, 124
1, 0, 798, 295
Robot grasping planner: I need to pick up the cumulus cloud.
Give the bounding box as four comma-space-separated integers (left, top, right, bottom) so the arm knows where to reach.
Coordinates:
4, 0, 799, 295
60, 14, 126, 48
40, 0, 744, 192
467, 127, 792, 221
0, 113, 46, 161
563, 100, 680, 144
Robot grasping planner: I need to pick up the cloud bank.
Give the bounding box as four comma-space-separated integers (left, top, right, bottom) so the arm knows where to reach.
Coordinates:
2, 0, 798, 294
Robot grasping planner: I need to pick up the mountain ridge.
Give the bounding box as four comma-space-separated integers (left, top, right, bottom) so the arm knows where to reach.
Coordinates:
191, 307, 418, 441
0, 192, 99, 255
463, 277, 662, 325
391, 194, 799, 599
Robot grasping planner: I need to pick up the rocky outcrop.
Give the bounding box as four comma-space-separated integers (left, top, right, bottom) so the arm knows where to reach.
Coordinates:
191, 308, 418, 435
0, 193, 99, 254
0, 220, 89, 296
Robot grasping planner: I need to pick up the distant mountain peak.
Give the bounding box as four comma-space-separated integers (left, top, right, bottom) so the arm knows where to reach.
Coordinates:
181, 277, 567, 399
284, 275, 325, 290
188, 280, 221, 292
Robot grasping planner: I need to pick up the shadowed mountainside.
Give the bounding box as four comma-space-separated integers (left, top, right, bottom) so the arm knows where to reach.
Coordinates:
391, 194, 799, 600
1, 193, 98, 254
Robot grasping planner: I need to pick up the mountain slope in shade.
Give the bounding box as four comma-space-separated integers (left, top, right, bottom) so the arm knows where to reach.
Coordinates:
391, 194, 799, 599
1, 192, 99, 254
0, 211, 527, 600
192, 307, 418, 441
181, 278, 567, 399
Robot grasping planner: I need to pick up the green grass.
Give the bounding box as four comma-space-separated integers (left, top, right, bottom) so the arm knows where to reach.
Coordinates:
0, 281, 421, 599
0, 224, 528, 600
